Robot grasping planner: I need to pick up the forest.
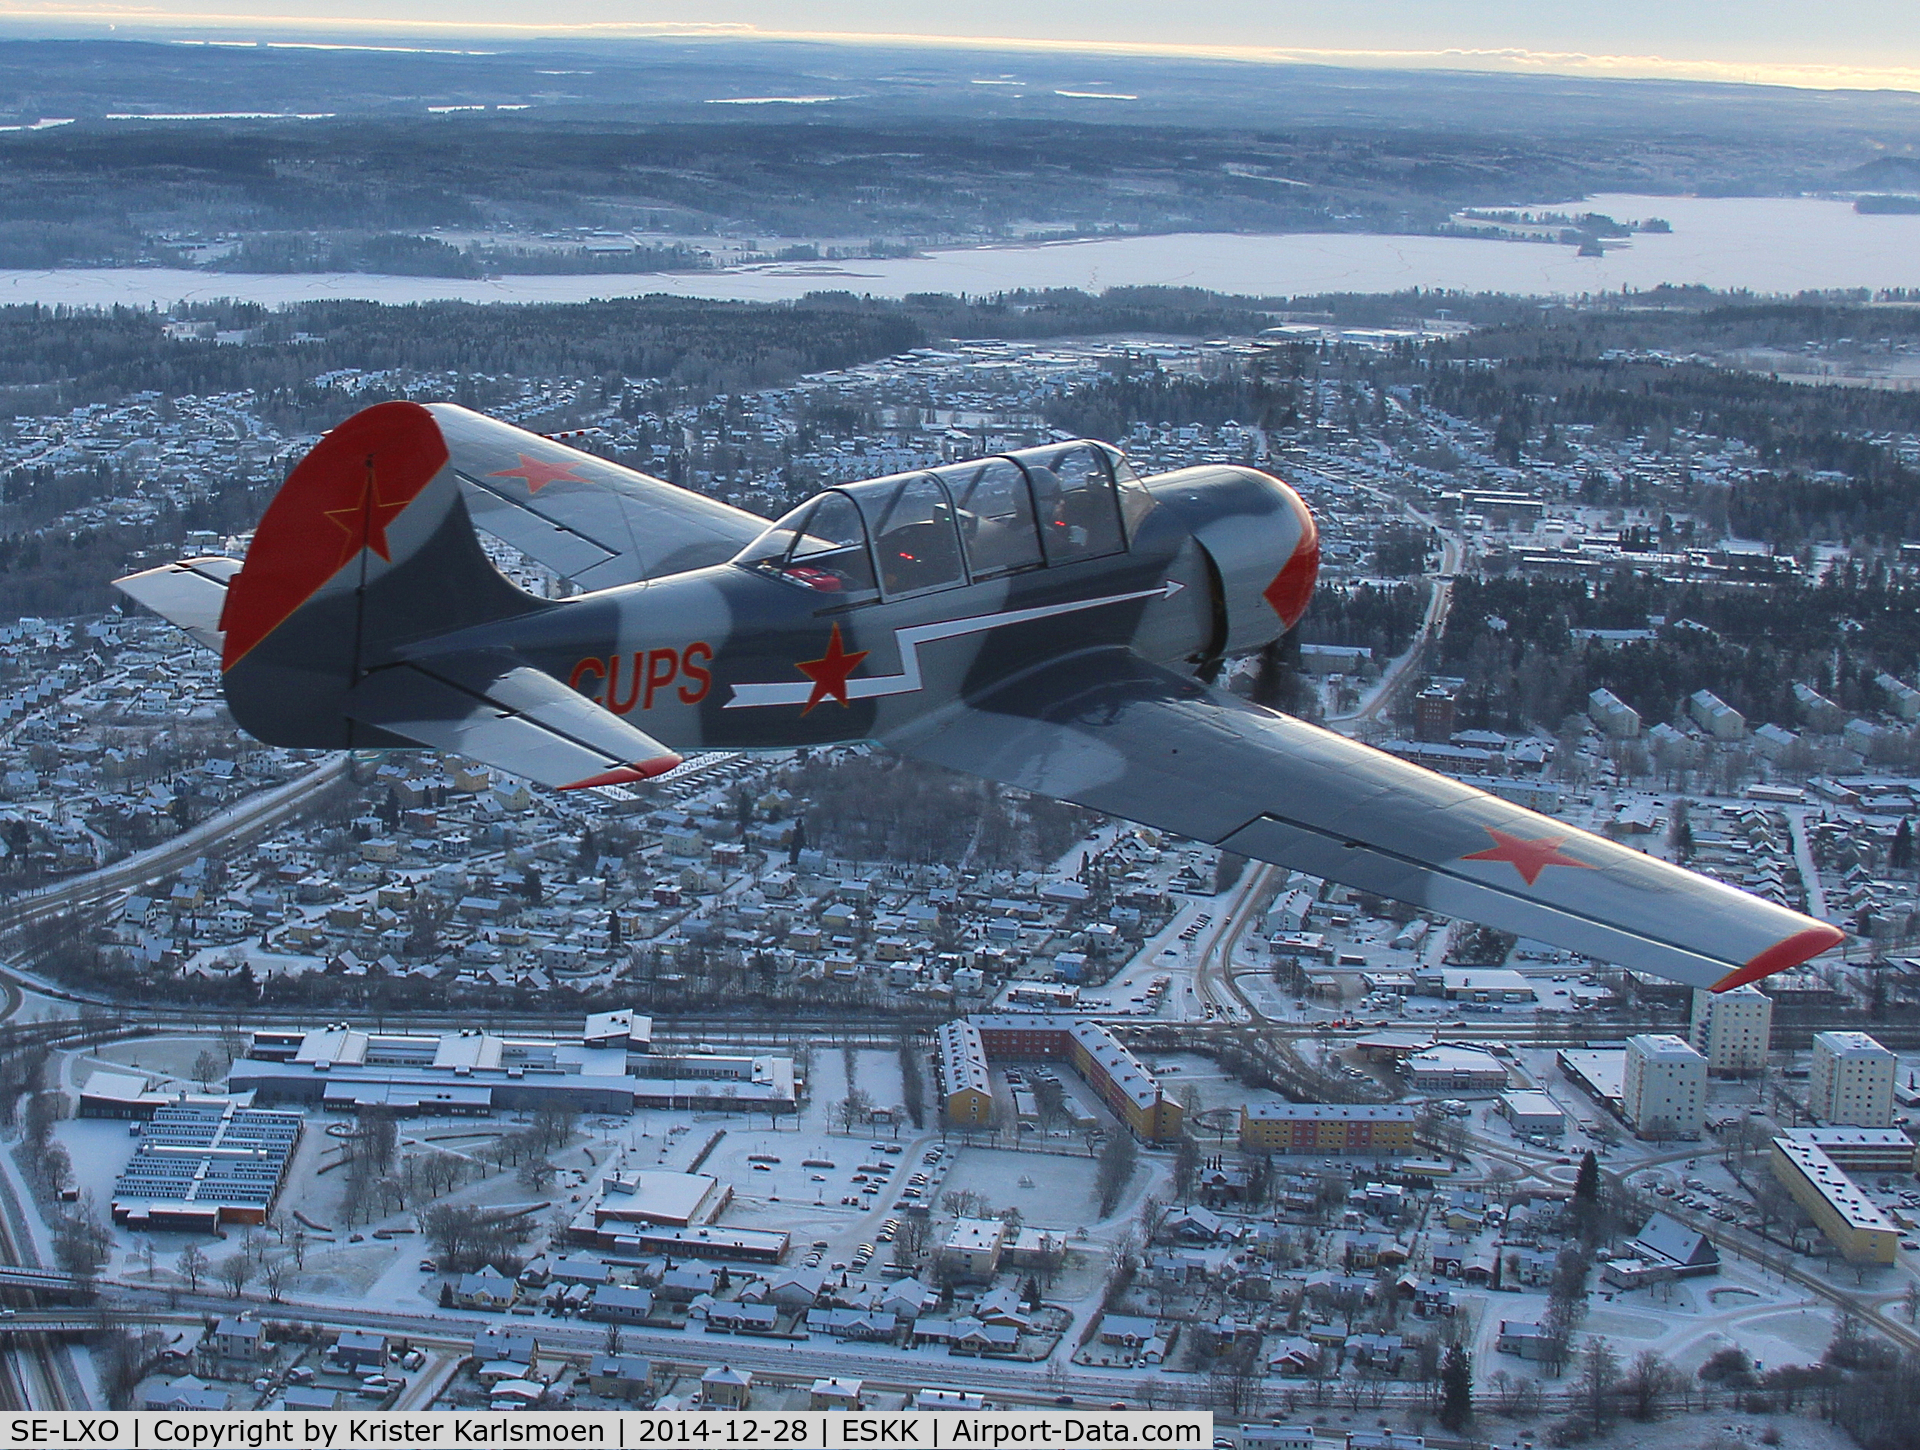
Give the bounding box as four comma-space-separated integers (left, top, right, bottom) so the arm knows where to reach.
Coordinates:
0, 288, 1308, 415
3, 287, 1920, 627
1433, 569, 1920, 736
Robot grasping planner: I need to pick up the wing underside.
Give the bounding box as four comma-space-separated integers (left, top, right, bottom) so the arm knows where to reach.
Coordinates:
885, 648, 1842, 992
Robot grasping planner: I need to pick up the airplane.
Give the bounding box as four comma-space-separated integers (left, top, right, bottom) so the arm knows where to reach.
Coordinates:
116, 399, 1842, 995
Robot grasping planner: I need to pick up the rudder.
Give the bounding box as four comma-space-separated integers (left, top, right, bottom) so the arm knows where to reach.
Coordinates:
221, 400, 544, 747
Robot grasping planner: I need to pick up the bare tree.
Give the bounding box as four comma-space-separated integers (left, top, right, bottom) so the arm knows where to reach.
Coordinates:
261, 1256, 291, 1303
174, 1244, 209, 1294
215, 1252, 256, 1299
98, 1322, 166, 1409
890, 1214, 932, 1272
1577, 1336, 1621, 1433
1624, 1348, 1678, 1420
1095, 1132, 1138, 1217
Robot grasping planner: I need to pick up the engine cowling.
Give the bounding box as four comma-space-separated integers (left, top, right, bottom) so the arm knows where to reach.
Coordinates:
1150, 464, 1319, 659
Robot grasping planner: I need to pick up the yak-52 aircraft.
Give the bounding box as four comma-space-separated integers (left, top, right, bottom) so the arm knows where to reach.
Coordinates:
117, 400, 1842, 994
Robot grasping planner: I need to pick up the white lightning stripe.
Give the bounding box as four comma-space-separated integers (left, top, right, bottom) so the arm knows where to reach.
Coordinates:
724, 579, 1183, 709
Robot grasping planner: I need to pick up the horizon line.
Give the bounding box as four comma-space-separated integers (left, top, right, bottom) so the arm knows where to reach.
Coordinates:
0, 8, 1914, 97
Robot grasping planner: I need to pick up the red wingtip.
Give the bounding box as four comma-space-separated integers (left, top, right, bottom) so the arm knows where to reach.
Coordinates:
1710, 924, 1847, 992
557, 756, 684, 791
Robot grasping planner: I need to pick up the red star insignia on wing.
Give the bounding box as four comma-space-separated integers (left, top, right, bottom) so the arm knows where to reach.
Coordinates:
794, 622, 869, 715
489, 453, 590, 494
1459, 827, 1593, 887
322, 464, 412, 569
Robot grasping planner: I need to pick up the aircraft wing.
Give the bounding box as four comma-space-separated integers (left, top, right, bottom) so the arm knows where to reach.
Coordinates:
349, 649, 682, 791
425, 403, 769, 591
885, 648, 1842, 992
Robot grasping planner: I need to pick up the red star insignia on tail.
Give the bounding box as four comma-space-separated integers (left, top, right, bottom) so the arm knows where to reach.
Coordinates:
322, 463, 411, 569
795, 623, 869, 714
489, 453, 590, 494
1459, 827, 1593, 887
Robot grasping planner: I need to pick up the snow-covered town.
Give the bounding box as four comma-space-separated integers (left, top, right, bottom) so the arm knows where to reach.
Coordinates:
0, 302, 1906, 1450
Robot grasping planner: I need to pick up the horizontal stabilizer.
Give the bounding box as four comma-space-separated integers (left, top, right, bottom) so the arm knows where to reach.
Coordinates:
111, 556, 241, 651
350, 649, 681, 791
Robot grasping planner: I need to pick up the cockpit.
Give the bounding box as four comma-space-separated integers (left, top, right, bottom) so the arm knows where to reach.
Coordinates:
733, 440, 1154, 602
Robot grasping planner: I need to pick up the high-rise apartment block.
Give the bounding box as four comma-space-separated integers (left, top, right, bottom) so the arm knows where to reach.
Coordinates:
1689, 985, 1772, 1076
1809, 1031, 1896, 1127
1623, 1034, 1706, 1139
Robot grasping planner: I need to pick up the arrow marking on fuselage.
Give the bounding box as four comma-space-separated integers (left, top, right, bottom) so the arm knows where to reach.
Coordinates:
723, 579, 1184, 709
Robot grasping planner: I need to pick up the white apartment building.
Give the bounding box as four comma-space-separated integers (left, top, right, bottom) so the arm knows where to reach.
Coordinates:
1809, 1031, 1896, 1128
1688, 689, 1746, 741
1588, 687, 1641, 739
1689, 986, 1773, 1076
1623, 1034, 1706, 1139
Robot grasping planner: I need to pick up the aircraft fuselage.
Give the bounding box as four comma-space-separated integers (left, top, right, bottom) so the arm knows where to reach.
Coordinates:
416, 459, 1313, 755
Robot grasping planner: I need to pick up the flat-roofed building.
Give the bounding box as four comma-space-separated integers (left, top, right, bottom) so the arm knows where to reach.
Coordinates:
1771, 1135, 1900, 1264
1429, 967, 1536, 1004
1406, 1044, 1508, 1090
589, 1225, 789, 1264
1780, 1127, 1918, 1176
1238, 1102, 1418, 1156
1499, 1090, 1565, 1136
230, 1016, 794, 1116
1622, 1035, 1705, 1140
935, 1019, 992, 1127
1557, 1047, 1627, 1116
969, 1015, 1180, 1141
110, 1102, 302, 1229
1810, 1031, 1896, 1128
588, 1170, 721, 1230
1689, 986, 1772, 1076
939, 1217, 1009, 1279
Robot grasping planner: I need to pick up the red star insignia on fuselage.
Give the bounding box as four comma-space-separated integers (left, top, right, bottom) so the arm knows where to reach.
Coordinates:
1459, 827, 1593, 887
794, 622, 869, 715
322, 464, 411, 570
489, 453, 590, 494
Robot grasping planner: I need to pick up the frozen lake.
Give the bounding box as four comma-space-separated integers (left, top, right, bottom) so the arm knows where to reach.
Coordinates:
2, 194, 1918, 309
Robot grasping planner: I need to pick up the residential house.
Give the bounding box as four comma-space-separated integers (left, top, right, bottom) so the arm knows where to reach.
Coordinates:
143, 1378, 230, 1411
810, 1378, 864, 1410
472, 1330, 538, 1378
200, 1317, 267, 1367
587, 1356, 653, 1401
701, 1366, 752, 1409
588, 1285, 656, 1324
1495, 1320, 1555, 1360
456, 1268, 516, 1311
806, 1308, 898, 1342
328, 1330, 387, 1373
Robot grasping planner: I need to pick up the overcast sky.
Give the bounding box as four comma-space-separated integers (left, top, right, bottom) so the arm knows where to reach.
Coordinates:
4, 0, 1916, 91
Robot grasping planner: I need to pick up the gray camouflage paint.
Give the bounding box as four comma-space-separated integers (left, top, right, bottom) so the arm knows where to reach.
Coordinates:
115, 401, 1843, 990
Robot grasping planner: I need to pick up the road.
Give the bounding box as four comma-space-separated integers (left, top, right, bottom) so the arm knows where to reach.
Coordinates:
1292, 469, 1462, 734
1784, 807, 1833, 922
100, 1283, 1147, 1406
1192, 866, 1280, 1022
0, 755, 349, 938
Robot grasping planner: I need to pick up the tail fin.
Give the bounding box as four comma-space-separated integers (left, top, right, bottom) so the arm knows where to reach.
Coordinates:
221, 400, 545, 748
